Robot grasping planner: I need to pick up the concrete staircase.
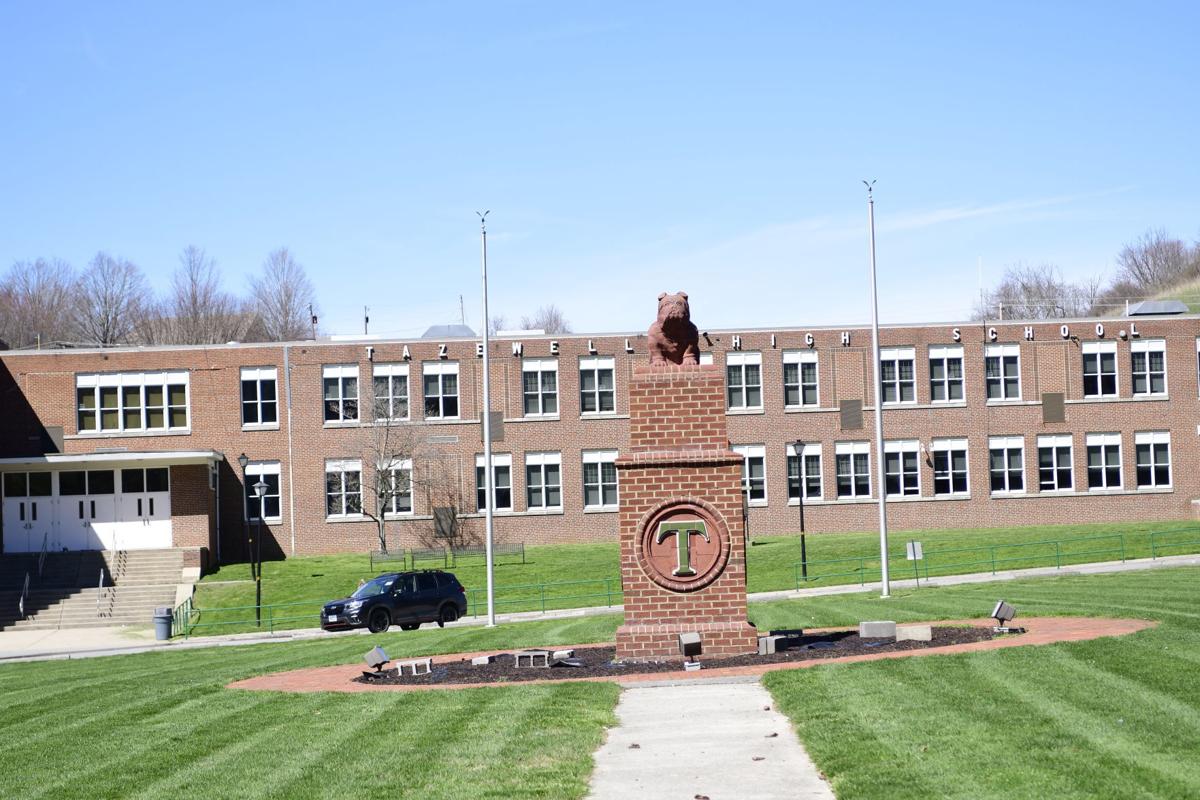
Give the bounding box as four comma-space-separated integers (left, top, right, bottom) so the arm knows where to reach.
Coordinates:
0, 550, 185, 631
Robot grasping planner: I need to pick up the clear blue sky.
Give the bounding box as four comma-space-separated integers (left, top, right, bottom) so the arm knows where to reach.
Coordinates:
2, 3, 1198, 336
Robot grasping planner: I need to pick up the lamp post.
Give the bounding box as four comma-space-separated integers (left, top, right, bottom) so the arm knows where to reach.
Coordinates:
252, 479, 268, 627
236, 453, 252, 581
793, 439, 808, 582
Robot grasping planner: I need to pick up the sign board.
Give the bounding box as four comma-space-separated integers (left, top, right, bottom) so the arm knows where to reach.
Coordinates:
905, 540, 923, 561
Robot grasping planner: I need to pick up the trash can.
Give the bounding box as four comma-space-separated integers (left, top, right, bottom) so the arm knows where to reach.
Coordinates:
154, 606, 173, 641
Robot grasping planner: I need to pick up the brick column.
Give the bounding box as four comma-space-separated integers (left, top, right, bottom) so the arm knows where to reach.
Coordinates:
615, 363, 758, 661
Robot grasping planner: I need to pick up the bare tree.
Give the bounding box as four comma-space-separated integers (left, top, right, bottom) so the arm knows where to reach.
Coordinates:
360, 394, 420, 554
520, 304, 572, 334
974, 263, 1099, 320
414, 454, 479, 550
250, 248, 317, 341
73, 252, 151, 346
488, 314, 509, 335
0, 258, 77, 347
169, 246, 258, 344
1116, 229, 1197, 292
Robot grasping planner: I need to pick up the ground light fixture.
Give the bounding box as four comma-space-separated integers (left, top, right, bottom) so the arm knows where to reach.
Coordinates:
678, 631, 703, 670
991, 600, 1025, 634
362, 646, 392, 681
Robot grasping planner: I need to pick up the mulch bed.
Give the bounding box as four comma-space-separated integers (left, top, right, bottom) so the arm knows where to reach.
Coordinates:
354, 626, 1000, 686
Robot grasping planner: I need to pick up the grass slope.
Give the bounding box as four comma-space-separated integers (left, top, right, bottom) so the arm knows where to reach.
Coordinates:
760, 568, 1200, 799
192, 520, 1200, 634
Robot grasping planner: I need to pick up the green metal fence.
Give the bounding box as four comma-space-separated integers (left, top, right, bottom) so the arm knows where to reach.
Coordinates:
1150, 530, 1200, 558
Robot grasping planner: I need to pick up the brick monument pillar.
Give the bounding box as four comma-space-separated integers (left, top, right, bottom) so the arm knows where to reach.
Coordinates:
614, 362, 759, 661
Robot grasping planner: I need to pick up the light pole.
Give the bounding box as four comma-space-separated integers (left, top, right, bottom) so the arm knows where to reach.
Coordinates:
236, 453, 252, 581
864, 180, 891, 598
793, 439, 808, 582
477, 211, 497, 628
252, 479, 268, 627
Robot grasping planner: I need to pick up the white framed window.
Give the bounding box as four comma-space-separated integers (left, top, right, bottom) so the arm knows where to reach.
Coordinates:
579, 356, 616, 415
1131, 339, 1166, 396
932, 438, 969, 496
382, 458, 413, 515
1085, 433, 1122, 490
989, 436, 1025, 494
522, 358, 559, 417
985, 344, 1021, 401
240, 367, 279, 429
582, 449, 619, 509
1037, 434, 1073, 492
322, 365, 359, 423
325, 459, 363, 517
76, 371, 190, 433
879, 347, 916, 404
244, 461, 282, 522
732, 444, 767, 505
929, 345, 964, 403
726, 351, 763, 411
1135, 431, 1171, 489
782, 351, 819, 407
835, 442, 871, 499
884, 440, 920, 497
1082, 341, 1118, 398
525, 451, 562, 511
372, 363, 410, 421
786, 442, 822, 501
475, 453, 512, 511
422, 361, 460, 419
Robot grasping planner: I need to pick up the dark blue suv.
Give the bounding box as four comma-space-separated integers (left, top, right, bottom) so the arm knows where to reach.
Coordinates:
321, 570, 468, 634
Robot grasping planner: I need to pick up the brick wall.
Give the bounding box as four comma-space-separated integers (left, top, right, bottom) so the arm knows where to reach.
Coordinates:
0, 315, 1196, 561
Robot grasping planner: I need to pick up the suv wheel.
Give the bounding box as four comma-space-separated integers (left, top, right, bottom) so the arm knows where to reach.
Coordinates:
367, 607, 391, 634
437, 604, 459, 628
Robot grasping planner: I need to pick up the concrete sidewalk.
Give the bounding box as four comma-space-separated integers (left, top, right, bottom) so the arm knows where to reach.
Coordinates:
2, 552, 1197, 663
586, 681, 835, 800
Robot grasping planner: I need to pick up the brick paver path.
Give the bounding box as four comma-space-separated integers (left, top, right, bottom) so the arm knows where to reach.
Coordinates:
228, 616, 1154, 694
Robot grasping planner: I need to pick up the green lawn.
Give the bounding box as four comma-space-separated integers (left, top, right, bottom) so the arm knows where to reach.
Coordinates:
0, 615, 620, 800
4, 567, 1200, 798
760, 567, 1200, 799
190, 520, 1200, 635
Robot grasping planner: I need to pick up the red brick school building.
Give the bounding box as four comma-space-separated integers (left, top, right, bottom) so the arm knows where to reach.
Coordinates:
1, 312, 1197, 568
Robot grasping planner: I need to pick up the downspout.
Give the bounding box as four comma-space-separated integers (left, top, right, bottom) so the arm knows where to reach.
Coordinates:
214, 459, 221, 564
284, 344, 297, 556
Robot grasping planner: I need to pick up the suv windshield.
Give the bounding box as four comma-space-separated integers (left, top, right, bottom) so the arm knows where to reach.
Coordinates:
351, 575, 396, 599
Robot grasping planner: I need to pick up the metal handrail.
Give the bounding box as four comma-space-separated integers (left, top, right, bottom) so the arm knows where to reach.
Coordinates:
96, 567, 106, 614
1150, 529, 1200, 558
36, 532, 48, 578
18, 572, 30, 619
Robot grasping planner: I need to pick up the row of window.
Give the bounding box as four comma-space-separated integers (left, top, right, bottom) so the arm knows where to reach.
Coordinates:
2, 467, 170, 498
732, 432, 1173, 504
71, 340, 1178, 435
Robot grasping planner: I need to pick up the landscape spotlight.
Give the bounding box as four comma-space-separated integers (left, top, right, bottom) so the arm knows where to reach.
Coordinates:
991, 600, 1025, 634
678, 631, 703, 659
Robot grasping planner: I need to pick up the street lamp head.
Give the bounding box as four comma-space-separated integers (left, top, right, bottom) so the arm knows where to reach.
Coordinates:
253, 480, 269, 499
237, 452, 249, 470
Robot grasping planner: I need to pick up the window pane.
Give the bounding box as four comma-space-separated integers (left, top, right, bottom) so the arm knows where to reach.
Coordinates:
28, 472, 52, 496
4, 473, 26, 497
146, 468, 169, 492
60, 471, 86, 495
88, 470, 115, 495
122, 469, 145, 494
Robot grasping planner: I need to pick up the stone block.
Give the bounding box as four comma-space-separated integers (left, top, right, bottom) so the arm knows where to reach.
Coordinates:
552, 649, 575, 660
470, 655, 496, 666
758, 635, 785, 655
858, 620, 897, 639
895, 625, 932, 642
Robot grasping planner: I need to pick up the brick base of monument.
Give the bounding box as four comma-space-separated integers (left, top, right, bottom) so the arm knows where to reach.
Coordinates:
616, 620, 761, 661
614, 363, 759, 662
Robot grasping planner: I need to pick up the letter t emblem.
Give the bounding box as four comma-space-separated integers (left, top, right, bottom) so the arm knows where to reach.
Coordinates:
656, 521, 710, 577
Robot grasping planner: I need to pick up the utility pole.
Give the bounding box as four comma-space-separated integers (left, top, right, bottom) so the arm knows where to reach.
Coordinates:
864, 181, 891, 598
308, 304, 318, 340
364, 306, 369, 335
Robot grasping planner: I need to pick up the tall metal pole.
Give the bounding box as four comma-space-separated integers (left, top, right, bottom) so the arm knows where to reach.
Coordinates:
865, 181, 891, 598
477, 211, 497, 627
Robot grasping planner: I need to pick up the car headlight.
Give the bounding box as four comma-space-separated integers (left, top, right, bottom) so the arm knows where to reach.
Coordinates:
345, 600, 364, 612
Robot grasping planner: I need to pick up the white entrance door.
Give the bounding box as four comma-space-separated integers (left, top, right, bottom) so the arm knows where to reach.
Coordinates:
116, 467, 173, 550
2, 496, 35, 553
2, 472, 55, 553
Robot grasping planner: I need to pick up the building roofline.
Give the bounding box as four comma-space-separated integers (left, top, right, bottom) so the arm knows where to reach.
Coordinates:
1, 313, 1196, 358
